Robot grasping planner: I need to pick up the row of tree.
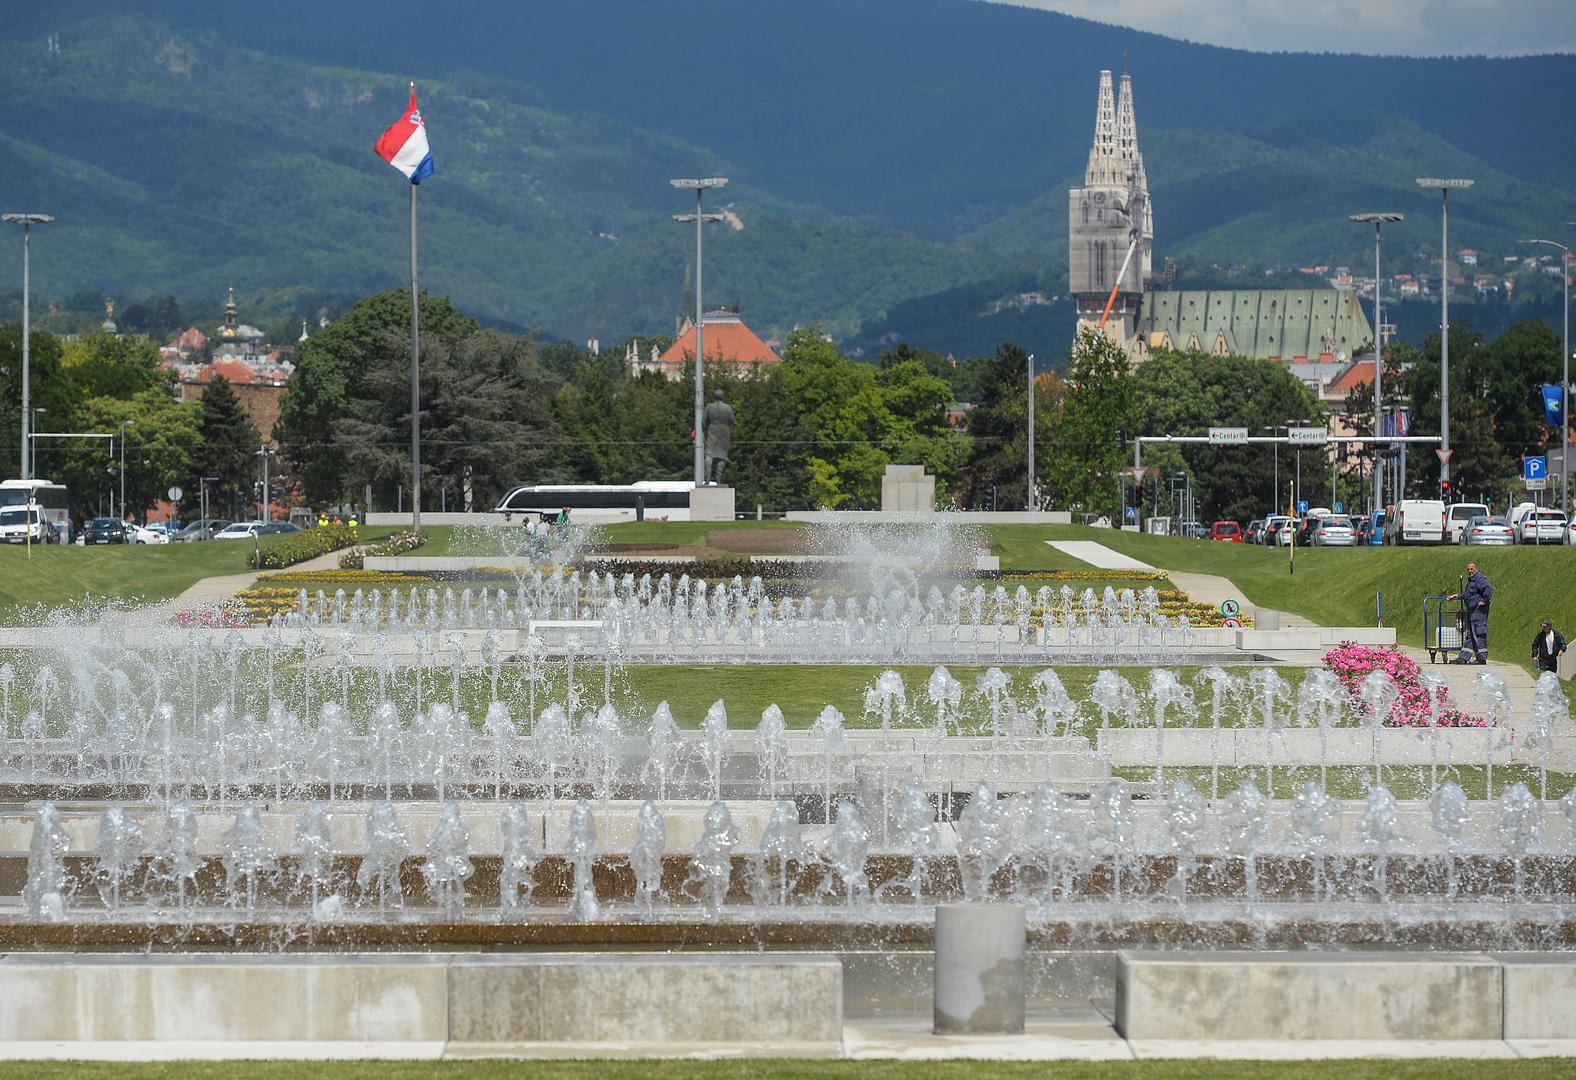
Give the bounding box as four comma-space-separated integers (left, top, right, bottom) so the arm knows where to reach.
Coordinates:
2, 286, 1566, 526
0, 327, 261, 521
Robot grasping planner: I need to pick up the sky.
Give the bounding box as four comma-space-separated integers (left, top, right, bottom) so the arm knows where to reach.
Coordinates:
989, 0, 1576, 56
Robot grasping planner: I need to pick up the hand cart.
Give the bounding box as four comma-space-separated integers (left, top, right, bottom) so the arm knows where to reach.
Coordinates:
1423, 594, 1466, 664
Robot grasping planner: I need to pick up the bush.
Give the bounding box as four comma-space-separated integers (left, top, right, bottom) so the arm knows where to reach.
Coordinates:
249, 525, 360, 570
339, 530, 426, 569
1323, 642, 1485, 728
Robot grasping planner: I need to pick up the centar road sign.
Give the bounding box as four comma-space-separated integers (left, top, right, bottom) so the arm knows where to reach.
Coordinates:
1208, 427, 1249, 445
1524, 456, 1547, 480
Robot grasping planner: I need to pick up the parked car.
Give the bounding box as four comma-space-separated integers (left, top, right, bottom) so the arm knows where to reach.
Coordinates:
1245, 518, 1266, 544
0, 505, 51, 544
1294, 510, 1330, 547
1365, 509, 1386, 545
83, 517, 128, 544
212, 520, 266, 540
1209, 520, 1242, 542
173, 519, 232, 542
1515, 509, 1569, 544
1444, 502, 1491, 545
1263, 515, 1294, 546
1461, 515, 1514, 546
1310, 514, 1357, 546
257, 521, 303, 535
1384, 500, 1446, 545
122, 521, 168, 545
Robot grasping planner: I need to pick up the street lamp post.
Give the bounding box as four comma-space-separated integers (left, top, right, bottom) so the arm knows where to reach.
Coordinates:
1350, 212, 1403, 515
256, 444, 275, 523
3, 213, 54, 480
1522, 238, 1570, 515
1287, 418, 1310, 511
1417, 179, 1473, 487
117, 419, 135, 520
671, 177, 728, 487
1026, 352, 1036, 510
200, 476, 221, 534
1262, 424, 1286, 510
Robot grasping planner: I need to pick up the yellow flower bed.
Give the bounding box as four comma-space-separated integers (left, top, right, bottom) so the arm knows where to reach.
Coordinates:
254, 569, 433, 587
1002, 569, 1169, 582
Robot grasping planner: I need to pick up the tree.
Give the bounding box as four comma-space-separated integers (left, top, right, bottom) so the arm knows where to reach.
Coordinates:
275, 289, 481, 504
55, 390, 199, 521
61, 331, 171, 401
0, 326, 71, 479
1041, 329, 1139, 513
1400, 322, 1507, 501
188, 375, 260, 518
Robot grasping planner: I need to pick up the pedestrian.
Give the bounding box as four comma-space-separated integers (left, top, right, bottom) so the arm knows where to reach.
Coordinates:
1449, 561, 1492, 664
1532, 619, 1567, 674
317, 513, 329, 528
556, 505, 571, 526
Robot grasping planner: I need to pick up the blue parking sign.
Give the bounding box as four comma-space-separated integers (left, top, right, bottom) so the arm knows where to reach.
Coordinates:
1524, 456, 1547, 480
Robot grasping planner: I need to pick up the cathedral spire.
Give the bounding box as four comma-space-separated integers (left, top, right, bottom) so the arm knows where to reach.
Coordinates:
1085, 70, 1119, 186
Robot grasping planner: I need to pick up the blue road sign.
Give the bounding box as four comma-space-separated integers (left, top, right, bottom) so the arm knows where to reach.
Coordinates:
1296, 500, 1309, 514
1125, 506, 1137, 520
1334, 501, 1344, 513
1524, 456, 1548, 480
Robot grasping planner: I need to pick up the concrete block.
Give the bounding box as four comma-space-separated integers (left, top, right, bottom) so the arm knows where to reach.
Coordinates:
689, 485, 735, 522
446, 954, 841, 1043
1500, 954, 1576, 1039
1115, 951, 1502, 1040
934, 903, 1026, 1034
0, 954, 449, 1042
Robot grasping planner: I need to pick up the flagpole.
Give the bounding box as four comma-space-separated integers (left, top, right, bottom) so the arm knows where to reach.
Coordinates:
409, 91, 422, 536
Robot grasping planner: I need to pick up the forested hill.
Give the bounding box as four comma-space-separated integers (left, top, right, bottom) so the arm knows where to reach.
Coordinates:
2, 0, 1572, 351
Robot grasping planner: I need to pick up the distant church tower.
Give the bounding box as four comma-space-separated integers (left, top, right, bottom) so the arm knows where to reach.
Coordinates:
1069, 69, 1152, 355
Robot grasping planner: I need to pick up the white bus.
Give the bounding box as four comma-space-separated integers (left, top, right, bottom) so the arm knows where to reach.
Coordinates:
0, 478, 71, 542
494, 481, 700, 523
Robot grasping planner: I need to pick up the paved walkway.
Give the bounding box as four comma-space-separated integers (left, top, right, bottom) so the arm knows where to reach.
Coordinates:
173, 549, 347, 607
1044, 540, 1155, 571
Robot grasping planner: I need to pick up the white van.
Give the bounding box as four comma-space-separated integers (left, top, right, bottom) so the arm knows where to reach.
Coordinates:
1385, 499, 1446, 545
1444, 502, 1491, 544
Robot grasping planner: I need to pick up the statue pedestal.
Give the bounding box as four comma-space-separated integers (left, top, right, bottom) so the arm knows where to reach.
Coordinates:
690, 486, 735, 522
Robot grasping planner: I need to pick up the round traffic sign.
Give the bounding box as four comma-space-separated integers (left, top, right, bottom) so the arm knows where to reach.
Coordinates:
1222, 617, 1243, 629
167, 485, 183, 502
1219, 599, 1241, 617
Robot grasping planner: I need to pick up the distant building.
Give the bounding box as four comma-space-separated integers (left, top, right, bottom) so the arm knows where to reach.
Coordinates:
1068, 69, 1151, 354
1066, 69, 1371, 365
1458, 248, 1478, 267
629, 308, 780, 379
160, 286, 292, 441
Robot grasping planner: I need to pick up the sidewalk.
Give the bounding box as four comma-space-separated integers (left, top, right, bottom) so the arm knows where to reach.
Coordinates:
173, 549, 348, 607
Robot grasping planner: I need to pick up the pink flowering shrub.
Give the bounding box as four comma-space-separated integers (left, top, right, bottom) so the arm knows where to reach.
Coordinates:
1322, 642, 1490, 728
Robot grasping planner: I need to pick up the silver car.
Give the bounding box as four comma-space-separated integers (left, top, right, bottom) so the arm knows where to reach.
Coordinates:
1311, 514, 1356, 546
1516, 510, 1569, 544
1461, 515, 1513, 546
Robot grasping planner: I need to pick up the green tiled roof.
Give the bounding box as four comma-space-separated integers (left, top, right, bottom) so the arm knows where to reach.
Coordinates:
1137, 289, 1373, 361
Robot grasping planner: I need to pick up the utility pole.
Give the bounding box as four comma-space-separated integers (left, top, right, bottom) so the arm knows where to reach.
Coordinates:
1417, 178, 1472, 487
256, 444, 275, 523
1026, 352, 1036, 510
117, 419, 135, 520
3, 213, 54, 480
1350, 213, 1402, 515
671, 178, 728, 487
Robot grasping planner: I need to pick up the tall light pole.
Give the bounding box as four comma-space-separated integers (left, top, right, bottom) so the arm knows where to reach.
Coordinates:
1350, 212, 1402, 516
1287, 417, 1310, 511
671, 177, 728, 487
1417, 178, 1472, 488
3, 213, 54, 480
1262, 424, 1286, 511
200, 475, 221, 533
117, 419, 134, 520
1522, 238, 1570, 515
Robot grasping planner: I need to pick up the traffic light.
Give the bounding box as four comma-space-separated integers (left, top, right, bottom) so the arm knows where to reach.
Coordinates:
1439, 479, 1451, 500
1116, 428, 1128, 453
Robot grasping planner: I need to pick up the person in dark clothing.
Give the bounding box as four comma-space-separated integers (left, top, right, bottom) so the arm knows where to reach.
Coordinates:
1449, 561, 1492, 664
1532, 619, 1567, 673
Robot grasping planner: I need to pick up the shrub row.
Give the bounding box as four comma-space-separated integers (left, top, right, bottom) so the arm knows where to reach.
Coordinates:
248, 525, 361, 570
338, 530, 427, 569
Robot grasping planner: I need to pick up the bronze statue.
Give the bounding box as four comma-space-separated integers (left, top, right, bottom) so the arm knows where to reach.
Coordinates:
702, 389, 734, 485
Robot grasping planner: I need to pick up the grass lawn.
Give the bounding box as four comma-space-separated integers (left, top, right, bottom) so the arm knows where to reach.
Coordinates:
3, 1059, 1571, 1079
0, 539, 252, 614
1035, 526, 1576, 670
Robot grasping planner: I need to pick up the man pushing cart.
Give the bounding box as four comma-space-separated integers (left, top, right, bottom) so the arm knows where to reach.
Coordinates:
1448, 561, 1492, 665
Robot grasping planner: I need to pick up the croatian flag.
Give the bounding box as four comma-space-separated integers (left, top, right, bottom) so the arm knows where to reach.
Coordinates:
375, 86, 433, 184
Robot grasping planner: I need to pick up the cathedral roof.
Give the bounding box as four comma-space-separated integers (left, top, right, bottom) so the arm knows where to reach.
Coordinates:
1137, 289, 1374, 363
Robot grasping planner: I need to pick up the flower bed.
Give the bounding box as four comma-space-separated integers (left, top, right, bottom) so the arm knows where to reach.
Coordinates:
1001, 569, 1170, 582
1322, 642, 1486, 728
249, 525, 360, 570
172, 607, 249, 629
339, 530, 426, 569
